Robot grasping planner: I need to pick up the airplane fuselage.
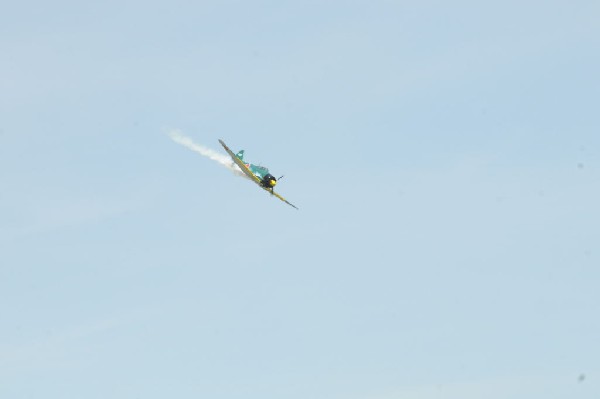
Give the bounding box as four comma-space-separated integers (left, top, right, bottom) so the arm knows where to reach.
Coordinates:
246, 163, 277, 188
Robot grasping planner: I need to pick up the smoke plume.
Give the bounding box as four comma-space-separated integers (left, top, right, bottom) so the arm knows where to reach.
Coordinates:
168, 130, 247, 179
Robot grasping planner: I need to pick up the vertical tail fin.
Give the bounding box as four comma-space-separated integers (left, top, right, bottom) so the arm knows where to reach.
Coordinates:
236, 150, 244, 160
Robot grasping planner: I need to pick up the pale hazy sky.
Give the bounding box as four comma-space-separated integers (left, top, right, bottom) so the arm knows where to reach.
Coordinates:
1, 1, 599, 398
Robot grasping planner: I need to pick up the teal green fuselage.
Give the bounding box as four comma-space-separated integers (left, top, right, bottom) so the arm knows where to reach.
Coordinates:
248, 164, 269, 179
236, 150, 270, 180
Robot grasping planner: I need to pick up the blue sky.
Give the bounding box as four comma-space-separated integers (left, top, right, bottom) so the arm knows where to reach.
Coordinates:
1, 1, 599, 398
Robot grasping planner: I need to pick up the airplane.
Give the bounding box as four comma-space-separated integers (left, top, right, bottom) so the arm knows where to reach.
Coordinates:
219, 139, 299, 210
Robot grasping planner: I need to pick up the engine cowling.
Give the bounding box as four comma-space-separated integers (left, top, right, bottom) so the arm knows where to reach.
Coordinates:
260, 173, 277, 188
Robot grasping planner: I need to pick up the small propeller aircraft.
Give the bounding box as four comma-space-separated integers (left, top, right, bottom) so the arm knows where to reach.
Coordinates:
219, 139, 299, 210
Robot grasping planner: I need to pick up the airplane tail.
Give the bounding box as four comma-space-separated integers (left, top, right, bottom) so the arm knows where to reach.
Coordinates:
236, 150, 245, 160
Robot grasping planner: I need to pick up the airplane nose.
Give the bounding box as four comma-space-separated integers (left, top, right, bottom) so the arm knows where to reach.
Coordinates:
270, 179, 277, 187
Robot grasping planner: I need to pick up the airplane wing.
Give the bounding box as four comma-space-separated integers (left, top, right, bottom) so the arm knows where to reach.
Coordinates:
269, 190, 299, 210
219, 139, 299, 210
219, 139, 261, 184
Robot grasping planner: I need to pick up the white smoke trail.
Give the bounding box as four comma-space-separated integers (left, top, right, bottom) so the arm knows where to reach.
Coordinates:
168, 129, 248, 179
